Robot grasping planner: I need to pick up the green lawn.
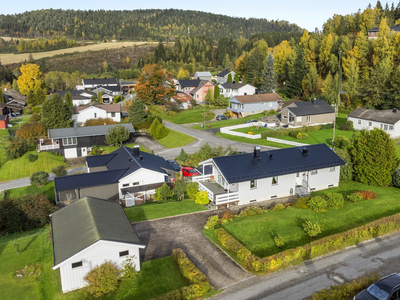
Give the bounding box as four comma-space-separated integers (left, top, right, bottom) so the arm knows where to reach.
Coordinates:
218, 181, 400, 258
215, 132, 292, 148
150, 108, 215, 124
6, 182, 55, 203
124, 200, 207, 222
191, 113, 265, 130
100, 143, 149, 155
0, 117, 30, 165
156, 129, 196, 148
276, 128, 355, 145
0, 151, 65, 182
0, 227, 189, 300
233, 126, 269, 135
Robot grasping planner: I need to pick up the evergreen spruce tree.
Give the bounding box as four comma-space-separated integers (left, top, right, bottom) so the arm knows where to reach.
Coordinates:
97, 91, 103, 103
0, 88, 3, 103
64, 92, 73, 108
214, 84, 220, 100
227, 73, 232, 82
178, 148, 187, 161
286, 48, 306, 98
260, 52, 278, 93
129, 100, 147, 124
234, 73, 239, 83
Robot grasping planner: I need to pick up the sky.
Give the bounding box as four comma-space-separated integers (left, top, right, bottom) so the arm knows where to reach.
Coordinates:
1, 0, 377, 32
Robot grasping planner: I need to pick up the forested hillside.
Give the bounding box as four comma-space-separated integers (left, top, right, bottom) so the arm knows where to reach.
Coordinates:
0, 9, 302, 41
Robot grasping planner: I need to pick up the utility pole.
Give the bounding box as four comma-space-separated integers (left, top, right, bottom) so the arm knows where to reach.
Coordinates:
332, 50, 342, 150
203, 100, 205, 128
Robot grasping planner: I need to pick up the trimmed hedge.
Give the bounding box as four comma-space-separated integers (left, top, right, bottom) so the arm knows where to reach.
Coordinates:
261, 124, 323, 139
214, 213, 400, 274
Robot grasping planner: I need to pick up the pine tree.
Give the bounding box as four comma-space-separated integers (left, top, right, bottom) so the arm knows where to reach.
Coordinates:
0, 88, 3, 103
214, 84, 220, 99
227, 73, 232, 82
64, 92, 73, 108
41, 94, 72, 129
97, 91, 103, 103
260, 52, 278, 93
178, 148, 187, 161
129, 99, 147, 124
286, 48, 306, 98
234, 73, 239, 83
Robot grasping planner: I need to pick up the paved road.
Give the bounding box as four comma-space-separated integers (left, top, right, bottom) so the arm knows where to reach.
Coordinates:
209, 232, 400, 300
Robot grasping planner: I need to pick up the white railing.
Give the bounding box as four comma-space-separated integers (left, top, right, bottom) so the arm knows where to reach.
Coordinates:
198, 182, 214, 202
39, 144, 60, 150
216, 192, 240, 205
220, 122, 267, 139
266, 137, 309, 146
192, 174, 213, 182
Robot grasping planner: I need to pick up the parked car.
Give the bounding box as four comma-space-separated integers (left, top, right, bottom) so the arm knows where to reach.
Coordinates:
216, 115, 229, 121
166, 159, 180, 172
182, 167, 198, 177
354, 273, 400, 300
245, 119, 258, 123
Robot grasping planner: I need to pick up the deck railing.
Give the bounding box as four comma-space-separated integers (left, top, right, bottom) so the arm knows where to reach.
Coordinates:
39, 144, 60, 150
215, 192, 240, 205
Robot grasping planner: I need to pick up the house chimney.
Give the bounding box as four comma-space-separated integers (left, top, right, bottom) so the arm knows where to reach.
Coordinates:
140, 155, 143, 160
302, 147, 309, 155
393, 108, 398, 113
312, 98, 316, 104
133, 145, 140, 156
254, 146, 261, 159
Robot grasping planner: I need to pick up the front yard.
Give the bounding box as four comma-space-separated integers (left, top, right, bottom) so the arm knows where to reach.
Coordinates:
191, 113, 265, 130
5, 182, 55, 202
149, 108, 215, 124
156, 128, 196, 148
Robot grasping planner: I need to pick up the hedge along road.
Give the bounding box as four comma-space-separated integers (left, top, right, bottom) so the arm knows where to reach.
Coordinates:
209, 231, 400, 300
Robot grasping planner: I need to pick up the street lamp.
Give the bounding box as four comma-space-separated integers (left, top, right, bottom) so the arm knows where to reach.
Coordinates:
332, 50, 342, 150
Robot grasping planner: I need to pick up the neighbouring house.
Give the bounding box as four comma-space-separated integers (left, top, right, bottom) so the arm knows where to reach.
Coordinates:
54, 145, 177, 205
72, 102, 121, 125
54, 90, 95, 107
38, 124, 135, 158
2, 89, 26, 107
171, 92, 194, 109
347, 107, 400, 138
190, 80, 214, 103
280, 99, 335, 127
91, 85, 122, 103
194, 71, 212, 81
192, 144, 345, 207
0, 115, 9, 129
227, 93, 281, 118
220, 82, 256, 98
0, 102, 23, 116
216, 69, 236, 84
368, 24, 400, 39
51, 196, 145, 293
78, 78, 119, 90
176, 79, 201, 94
119, 80, 136, 94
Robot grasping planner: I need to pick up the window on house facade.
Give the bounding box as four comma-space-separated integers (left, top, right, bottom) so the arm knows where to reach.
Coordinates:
330, 167, 336, 172
72, 261, 83, 268
244, 93, 247, 95
368, 121, 372, 126
384, 124, 388, 130
220, 89, 224, 93
132, 182, 140, 186
296, 116, 302, 122
307, 115, 311, 123
250, 180, 257, 189
122, 183, 129, 187
390, 125, 394, 130
358, 120, 361, 125
62, 137, 77, 146
119, 250, 129, 257
262, 102, 265, 105
111, 112, 116, 117
289, 112, 294, 123
269, 102, 272, 107
296, 173, 299, 177
272, 176, 278, 185
311, 170, 318, 175
380, 124, 383, 129
283, 115, 288, 119
94, 113, 97, 118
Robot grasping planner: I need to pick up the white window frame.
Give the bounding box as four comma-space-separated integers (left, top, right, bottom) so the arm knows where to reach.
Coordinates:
296, 116, 302, 122
62, 137, 77, 146
271, 176, 278, 185
358, 120, 361, 125
330, 167, 336, 172
250, 180, 257, 189
368, 121, 372, 126
289, 112, 294, 123
389, 125, 394, 131
311, 170, 318, 175
306, 115, 311, 123
111, 112, 116, 117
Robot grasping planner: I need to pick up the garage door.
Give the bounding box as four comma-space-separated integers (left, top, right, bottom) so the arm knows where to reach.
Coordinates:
64, 148, 78, 159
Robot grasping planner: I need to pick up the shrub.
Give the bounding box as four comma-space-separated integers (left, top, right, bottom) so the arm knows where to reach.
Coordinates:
296, 132, 302, 139
154, 183, 173, 202
347, 193, 364, 203
346, 120, 354, 130
334, 135, 351, 150
155, 124, 169, 139
121, 256, 138, 281
89, 145, 103, 156
5, 136, 30, 160
238, 206, 264, 217
113, 95, 123, 103
204, 215, 219, 230
166, 110, 177, 117
17, 122, 47, 141
326, 193, 345, 209
302, 220, 321, 237
274, 235, 284, 248
52, 165, 67, 177
269, 109, 276, 115
132, 120, 151, 130
30, 171, 49, 187
293, 197, 310, 209
356, 190, 378, 200
84, 261, 120, 298
301, 132, 308, 139
393, 169, 400, 188
320, 123, 334, 129
307, 196, 328, 212
339, 125, 347, 130
221, 210, 235, 220
29, 112, 41, 123
84, 118, 115, 126
273, 203, 285, 211
186, 182, 199, 199
27, 154, 38, 162
289, 130, 300, 138
195, 191, 209, 204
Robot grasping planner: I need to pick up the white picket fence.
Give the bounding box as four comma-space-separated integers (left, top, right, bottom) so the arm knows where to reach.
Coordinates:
267, 137, 309, 146
220, 122, 267, 139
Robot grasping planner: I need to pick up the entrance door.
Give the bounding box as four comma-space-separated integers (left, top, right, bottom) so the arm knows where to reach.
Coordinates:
81, 147, 87, 157
295, 172, 306, 186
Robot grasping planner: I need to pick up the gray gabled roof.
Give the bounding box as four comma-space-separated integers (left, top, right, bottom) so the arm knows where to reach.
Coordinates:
285, 100, 334, 116
51, 196, 143, 267
217, 69, 232, 77
195, 71, 212, 77
221, 82, 250, 90
369, 26, 400, 32
83, 78, 118, 85
348, 107, 400, 125
48, 124, 134, 139
178, 79, 200, 88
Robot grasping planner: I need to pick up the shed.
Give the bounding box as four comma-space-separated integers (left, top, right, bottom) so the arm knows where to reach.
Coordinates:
0, 115, 9, 129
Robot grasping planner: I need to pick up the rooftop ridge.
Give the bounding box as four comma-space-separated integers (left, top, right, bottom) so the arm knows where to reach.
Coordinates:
84, 198, 100, 242
122, 146, 142, 169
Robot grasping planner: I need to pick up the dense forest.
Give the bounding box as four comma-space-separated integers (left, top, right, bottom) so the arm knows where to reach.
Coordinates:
0, 36, 77, 53
0, 9, 302, 41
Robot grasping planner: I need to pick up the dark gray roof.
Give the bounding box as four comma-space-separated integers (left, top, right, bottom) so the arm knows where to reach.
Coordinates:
178, 79, 200, 88
48, 124, 134, 139
92, 85, 121, 93
285, 100, 334, 116
211, 144, 345, 184
54, 169, 127, 191
54, 90, 95, 99
0, 115, 7, 121
83, 78, 118, 85
190, 80, 209, 94
221, 82, 249, 89
369, 26, 400, 32
51, 196, 143, 267
217, 69, 232, 77
348, 107, 400, 125
86, 153, 117, 167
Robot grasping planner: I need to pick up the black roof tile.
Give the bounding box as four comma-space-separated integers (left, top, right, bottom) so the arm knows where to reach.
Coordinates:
286, 100, 334, 116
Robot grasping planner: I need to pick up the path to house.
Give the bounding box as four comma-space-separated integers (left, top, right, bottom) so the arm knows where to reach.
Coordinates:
208, 231, 400, 300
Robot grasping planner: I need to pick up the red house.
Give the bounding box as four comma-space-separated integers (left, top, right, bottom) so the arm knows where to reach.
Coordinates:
0, 115, 9, 129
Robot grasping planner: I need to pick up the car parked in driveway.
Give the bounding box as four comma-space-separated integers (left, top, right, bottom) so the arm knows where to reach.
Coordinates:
216, 115, 229, 121
354, 273, 400, 300
182, 167, 198, 177
245, 119, 258, 123
166, 159, 180, 172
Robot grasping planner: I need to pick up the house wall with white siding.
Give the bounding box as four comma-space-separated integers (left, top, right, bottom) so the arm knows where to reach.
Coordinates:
72, 106, 121, 125
72, 99, 91, 107
347, 116, 400, 138
220, 84, 256, 98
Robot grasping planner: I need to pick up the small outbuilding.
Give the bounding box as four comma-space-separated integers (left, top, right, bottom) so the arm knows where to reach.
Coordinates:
0, 115, 9, 129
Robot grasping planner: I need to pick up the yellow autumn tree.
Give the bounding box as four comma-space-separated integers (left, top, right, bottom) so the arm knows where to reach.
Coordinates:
372, 18, 394, 66
177, 68, 190, 80
17, 64, 45, 96
318, 34, 334, 76
299, 30, 316, 67
273, 40, 295, 82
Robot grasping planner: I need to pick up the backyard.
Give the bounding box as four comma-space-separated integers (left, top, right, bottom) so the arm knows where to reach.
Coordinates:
206, 181, 400, 258
0, 116, 30, 165
5, 182, 55, 202
149, 107, 215, 124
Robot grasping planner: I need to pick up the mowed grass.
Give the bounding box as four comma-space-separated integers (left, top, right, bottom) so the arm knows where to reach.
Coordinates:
0, 151, 65, 182
0, 228, 188, 300
219, 181, 400, 258
150, 108, 215, 124
191, 113, 265, 130
157, 129, 196, 148
215, 132, 292, 148
6, 182, 55, 203
0, 117, 30, 164
276, 128, 355, 145
124, 200, 207, 222
100, 143, 149, 155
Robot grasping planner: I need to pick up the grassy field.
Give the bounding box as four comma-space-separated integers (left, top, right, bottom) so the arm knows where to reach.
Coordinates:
217, 181, 400, 258
0, 151, 65, 182
191, 113, 265, 130
0, 227, 188, 300
150, 108, 215, 124
124, 200, 207, 222
6, 182, 55, 202
157, 129, 196, 148
0, 41, 149, 65
215, 132, 292, 148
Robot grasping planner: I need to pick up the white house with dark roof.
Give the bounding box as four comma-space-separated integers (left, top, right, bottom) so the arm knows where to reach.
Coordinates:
51, 196, 145, 293
91, 85, 122, 103
72, 102, 121, 125
54, 90, 95, 106
216, 69, 236, 84
347, 107, 400, 138
220, 82, 256, 98
192, 144, 345, 207
227, 93, 281, 118
80, 78, 119, 89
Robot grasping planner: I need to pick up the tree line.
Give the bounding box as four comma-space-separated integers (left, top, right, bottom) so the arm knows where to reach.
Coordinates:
0, 36, 77, 53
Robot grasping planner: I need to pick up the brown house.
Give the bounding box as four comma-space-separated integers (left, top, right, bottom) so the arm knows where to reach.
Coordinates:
280, 100, 335, 127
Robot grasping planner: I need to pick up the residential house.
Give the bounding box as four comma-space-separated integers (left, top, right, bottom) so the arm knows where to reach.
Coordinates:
91, 85, 122, 103
368, 24, 400, 39
171, 92, 194, 109
280, 99, 335, 127
0, 102, 23, 116
220, 82, 256, 98
79, 78, 119, 89
54, 145, 177, 205
54, 90, 95, 107
227, 93, 281, 118
192, 144, 345, 207
72, 102, 121, 125
176, 79, 201, 94
194, 71, 212, 81
347, 107, 400, 138
51, 196, 145, 293
119, 80, 136, 94
0, 115, 9, 129
216, 69, 236, 84
2, 89, 26, 106
190, 80, 214, 103
38, 124, 135, 158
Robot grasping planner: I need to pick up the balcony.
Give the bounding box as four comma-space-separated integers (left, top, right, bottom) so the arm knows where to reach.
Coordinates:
196, 180, 239, 206
38, 139, 60, 151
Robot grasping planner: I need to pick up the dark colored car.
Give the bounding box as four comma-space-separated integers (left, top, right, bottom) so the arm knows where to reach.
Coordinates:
245, 119, 258, 123
166, 159, 180, 172
216, 115, 229, 121
182, 167, 198, 177
354, 273, 400, 300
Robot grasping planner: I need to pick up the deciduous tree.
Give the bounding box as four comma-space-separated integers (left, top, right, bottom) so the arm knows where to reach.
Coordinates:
105, 125, 129, 147
17, 63, 45, 96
